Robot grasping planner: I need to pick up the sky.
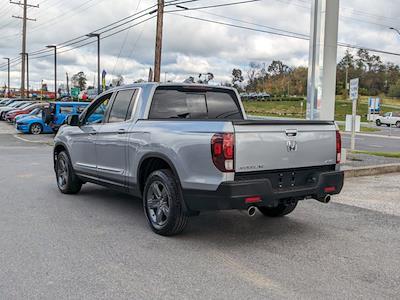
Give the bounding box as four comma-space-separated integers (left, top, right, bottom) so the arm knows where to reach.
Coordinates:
1, 0, 400, 90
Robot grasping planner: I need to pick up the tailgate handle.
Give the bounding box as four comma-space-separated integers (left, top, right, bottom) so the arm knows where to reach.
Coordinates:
285, 129, 298, 136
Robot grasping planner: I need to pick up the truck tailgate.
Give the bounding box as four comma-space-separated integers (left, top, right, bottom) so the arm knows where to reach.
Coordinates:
233, 120, 337, 172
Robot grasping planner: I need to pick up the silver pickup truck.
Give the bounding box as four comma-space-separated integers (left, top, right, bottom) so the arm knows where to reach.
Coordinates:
54, 83, 344, 235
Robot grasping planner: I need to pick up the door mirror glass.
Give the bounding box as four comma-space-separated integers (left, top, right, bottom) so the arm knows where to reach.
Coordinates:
67, 114, 80, 126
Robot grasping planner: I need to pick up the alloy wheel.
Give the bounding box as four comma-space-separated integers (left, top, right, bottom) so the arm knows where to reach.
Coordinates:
146, 181, 171, 228
57, 158, 68, 189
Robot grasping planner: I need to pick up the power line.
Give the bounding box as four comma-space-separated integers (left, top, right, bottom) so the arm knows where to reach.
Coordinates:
170, 12, 400, 58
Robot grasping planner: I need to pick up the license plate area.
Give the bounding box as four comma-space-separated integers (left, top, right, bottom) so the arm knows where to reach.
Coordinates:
235, 165, 335, 190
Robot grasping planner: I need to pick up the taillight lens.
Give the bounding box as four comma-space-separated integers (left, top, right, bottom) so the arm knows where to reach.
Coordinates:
211, 133, 234, 172
336, 130, 341, 163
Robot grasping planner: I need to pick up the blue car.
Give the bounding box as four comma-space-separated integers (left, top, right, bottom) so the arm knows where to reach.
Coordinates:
16, 111, 54, 135
16, 102, 102, 135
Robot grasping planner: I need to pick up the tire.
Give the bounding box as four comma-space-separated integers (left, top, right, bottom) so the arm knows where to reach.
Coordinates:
29, 123, 43, 135
55, 151, 82, 194
143, 169, 188, 236
375, 119, 381, 126
396, 121, 400, 128
258, 202, 298, 217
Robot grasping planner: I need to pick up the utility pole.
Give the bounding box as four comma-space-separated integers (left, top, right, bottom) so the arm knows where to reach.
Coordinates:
11, 0, 38, 98
3, 58, 10, 97
153, 0, 164, 82
66, 72, 70, 97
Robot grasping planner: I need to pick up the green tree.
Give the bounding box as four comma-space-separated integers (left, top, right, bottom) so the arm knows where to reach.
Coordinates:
71, 71, 87, 91
388, 80, 400, 97
231, 68, 244, 91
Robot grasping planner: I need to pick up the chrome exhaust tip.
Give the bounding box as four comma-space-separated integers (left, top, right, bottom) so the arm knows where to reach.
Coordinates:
247, 206, 257, 217
316, 195, 331, 204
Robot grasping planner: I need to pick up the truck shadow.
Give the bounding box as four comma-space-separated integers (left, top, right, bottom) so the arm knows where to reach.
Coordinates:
76, 184, 324, 245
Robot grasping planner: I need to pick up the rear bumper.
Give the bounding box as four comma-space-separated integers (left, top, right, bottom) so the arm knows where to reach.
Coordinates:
183, 170, 344, 211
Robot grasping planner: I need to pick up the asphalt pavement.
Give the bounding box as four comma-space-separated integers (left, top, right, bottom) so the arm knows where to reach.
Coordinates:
0, 130, 400, 299
341, 133, 400, 152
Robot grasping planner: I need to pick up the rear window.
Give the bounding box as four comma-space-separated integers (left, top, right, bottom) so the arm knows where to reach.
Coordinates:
149, 86, 243, 120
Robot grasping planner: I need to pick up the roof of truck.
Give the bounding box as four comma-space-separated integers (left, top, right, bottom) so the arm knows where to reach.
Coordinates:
105, 82, 235, 93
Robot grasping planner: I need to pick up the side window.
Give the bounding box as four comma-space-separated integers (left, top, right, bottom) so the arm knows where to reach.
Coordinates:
206, 91, 242, 119
149, 89, 207, 119
107, 89, 136, 123
83, 93, 113, 125
59, 106, 73, 114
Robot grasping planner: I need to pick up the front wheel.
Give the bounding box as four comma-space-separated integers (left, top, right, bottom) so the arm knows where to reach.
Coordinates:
258, 202, 298, 217
55, 151, 82, 194
30, 123, 43, 135
376, 119, 381, 126
396, 121, 400, 128
143, 169, 188, 236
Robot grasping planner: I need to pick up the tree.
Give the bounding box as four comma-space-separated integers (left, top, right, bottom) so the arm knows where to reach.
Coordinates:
231, 68, 244, 91
112, 75, 124, 86
71, 71, 87, 91
388, 80, 400, 97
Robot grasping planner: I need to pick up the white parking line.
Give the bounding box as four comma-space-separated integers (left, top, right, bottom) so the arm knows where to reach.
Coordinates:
13, 134, 50, 144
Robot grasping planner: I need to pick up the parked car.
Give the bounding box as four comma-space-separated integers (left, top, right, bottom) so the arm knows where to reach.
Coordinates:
375, 112, 400, 128
5, 102, 48, 123
0, 101, 33, 120
42, 102, 96, 132
0, 98, 28, 108
16, 111, 54, 135
14, 107, 43, 123
0, 98, 11, 106
53, 83, 344, 236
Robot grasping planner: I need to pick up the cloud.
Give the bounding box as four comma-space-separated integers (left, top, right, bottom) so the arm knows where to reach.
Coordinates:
0, 0, 400, 90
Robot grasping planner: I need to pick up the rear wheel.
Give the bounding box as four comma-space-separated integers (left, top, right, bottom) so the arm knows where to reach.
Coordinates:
396, 121, 400, 128
376, 119, 381, 126
56, 151, 82, 194
143, 169, 188, 236
30, 123, 43, 135
258, 202, 298, 217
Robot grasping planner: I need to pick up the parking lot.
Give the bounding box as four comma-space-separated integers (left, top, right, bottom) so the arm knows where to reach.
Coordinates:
0, 123, 399, 299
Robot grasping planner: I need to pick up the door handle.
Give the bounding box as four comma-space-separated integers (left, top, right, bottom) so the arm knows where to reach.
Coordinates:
118, 129, 126, 134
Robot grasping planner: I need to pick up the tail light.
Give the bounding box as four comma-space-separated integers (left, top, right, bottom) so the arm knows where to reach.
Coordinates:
336, 130, 341, 163
211, 133, 234, 172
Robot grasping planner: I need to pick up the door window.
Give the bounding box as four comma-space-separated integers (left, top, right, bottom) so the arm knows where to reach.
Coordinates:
82, 93, 113, 125
107, 89, 136, 123
59, 106, 73, 114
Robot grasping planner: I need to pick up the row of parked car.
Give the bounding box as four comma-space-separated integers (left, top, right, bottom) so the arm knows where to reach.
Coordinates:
0, 98, 97, 135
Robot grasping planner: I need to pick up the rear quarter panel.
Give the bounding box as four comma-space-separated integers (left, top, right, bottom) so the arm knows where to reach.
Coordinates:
127, 120, 235, 191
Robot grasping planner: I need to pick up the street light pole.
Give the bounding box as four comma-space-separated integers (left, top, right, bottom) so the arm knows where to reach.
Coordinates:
3, 58, 10, 97
26, 53, 29, 98
46, 45, 57, 99
86, 33, 101, 95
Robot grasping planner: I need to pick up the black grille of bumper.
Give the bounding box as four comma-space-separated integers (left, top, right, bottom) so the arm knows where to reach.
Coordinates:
235, 165, 336, 190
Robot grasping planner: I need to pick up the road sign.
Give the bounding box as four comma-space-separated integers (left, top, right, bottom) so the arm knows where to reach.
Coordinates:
349, 78, 359, 101
71, 87, 80, 98
368, 97, 380, 113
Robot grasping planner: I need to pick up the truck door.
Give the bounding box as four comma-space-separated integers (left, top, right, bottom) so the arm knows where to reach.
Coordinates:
69, 92, 113, 177
95, 88, 137, 188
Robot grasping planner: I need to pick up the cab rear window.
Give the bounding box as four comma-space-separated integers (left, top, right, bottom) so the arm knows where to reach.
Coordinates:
149, 86, 243, 120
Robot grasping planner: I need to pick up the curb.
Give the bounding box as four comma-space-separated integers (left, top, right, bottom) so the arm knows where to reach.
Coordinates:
344, 163, 400, 178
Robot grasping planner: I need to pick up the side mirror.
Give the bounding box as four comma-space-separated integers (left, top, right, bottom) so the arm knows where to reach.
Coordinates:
67, 114, 80, 126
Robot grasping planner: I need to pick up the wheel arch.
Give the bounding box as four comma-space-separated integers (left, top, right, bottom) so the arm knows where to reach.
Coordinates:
137, 153, 182, 196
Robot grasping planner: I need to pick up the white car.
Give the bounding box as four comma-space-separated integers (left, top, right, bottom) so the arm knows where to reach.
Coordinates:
376, 112, 400, 128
